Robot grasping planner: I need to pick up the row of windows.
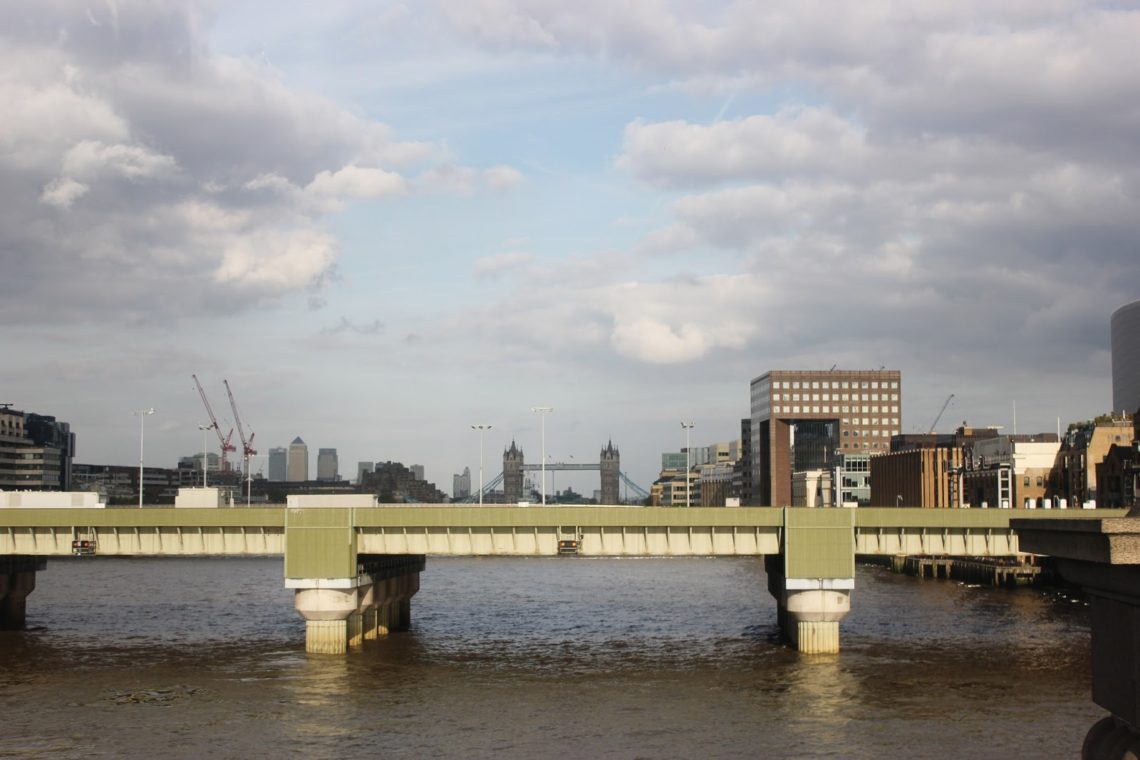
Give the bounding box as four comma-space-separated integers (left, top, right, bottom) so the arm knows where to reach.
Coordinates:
774, 380, 898, 390
843, 429, 900, 437
774, 392, 898, 403
773, 405, 899, 421
841, 441, 883, 449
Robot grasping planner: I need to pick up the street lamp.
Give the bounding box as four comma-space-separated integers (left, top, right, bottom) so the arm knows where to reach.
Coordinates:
896, 494, 903, 507
198, 424, 212, 487
471, 425, 492, 506
681, 421, 695, 507
246, 454, 266, 507
133, 408, 155, 508
531, 407, 553, 505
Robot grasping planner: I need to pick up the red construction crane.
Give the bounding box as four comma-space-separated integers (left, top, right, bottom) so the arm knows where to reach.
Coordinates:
192, 374, 236, 471
223, 378, 257, 466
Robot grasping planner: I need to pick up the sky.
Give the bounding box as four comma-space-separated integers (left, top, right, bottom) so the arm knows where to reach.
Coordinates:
3, 0, 1139, 495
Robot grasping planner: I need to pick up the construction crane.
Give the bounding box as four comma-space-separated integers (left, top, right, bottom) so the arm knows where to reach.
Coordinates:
223, 378, 257, 472
928, 394, 955, 434
192, 374, 236, 472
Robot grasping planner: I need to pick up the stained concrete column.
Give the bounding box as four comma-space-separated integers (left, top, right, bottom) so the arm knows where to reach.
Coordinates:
765, 554, 852, 654
293, 587, 358, 654
769, 509, 856, 654
0, 559, 44, 631
1013, 514, 1140, 759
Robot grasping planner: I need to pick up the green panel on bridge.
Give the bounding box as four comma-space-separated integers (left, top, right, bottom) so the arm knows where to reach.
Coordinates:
784, 507, 855, 579
284, 508, 356, 580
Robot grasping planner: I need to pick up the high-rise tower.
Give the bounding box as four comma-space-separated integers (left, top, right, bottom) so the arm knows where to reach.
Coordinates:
287, 437, 309, 482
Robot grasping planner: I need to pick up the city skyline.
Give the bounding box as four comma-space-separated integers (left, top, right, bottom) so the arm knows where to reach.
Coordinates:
4, 2, 1138, 493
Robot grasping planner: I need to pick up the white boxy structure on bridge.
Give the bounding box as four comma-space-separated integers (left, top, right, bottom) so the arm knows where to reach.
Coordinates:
0, 491, 104, 508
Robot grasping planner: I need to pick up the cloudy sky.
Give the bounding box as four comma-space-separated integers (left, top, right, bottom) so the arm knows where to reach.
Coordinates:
4, 0, 1138, 494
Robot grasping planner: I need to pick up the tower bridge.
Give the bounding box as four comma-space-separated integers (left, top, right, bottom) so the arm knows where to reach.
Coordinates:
461, 439, 647, 503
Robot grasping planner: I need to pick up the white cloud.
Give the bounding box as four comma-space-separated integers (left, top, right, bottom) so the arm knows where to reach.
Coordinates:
484, 164, 524, 189
40, 177, 89, 208
474, 251, 533, 279
306, 164, 409, 200
214, 227, 338, 291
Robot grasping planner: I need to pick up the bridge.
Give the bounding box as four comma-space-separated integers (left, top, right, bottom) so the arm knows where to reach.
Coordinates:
0, 496, 1120, 652
5, 499, 1137, 754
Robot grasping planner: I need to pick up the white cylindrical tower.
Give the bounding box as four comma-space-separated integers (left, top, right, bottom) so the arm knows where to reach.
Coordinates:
1111, 299, 1140, 417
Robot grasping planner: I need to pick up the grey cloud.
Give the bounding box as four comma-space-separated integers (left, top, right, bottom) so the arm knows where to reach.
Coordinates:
0, 1, 434, 327
321, 317, 385, 336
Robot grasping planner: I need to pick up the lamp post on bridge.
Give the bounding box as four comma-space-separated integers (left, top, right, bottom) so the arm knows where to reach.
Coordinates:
531, 407, 553, 505
133, 408, 155, 508
681, 421, 695, 508
471, 424, 491, 506
198, 423, 211, 487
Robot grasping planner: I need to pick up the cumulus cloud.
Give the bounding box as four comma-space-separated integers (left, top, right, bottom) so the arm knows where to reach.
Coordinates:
0, 1, 439, 326
432, 0, 1140, 389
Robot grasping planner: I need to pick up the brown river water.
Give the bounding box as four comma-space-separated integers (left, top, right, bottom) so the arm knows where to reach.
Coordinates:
0, 556, 1100, 758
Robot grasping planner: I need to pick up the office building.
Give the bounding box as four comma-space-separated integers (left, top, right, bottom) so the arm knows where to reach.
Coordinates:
411, 464, 425, 481
1057, 415, 1135, 508
357, 461, 374, 485
1112, 299, 1140, 416
962, 433, 1060, 508
750, 369, 902, 506
287, 437, 308, 482
316, 448, 338, 481
0, 406, 74, 491
268, 447, 287, 482
453, 467, 471, 499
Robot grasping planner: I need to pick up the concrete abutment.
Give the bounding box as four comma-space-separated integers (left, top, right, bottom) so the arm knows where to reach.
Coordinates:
289, 554, 425, 655
0, 557, 45, 630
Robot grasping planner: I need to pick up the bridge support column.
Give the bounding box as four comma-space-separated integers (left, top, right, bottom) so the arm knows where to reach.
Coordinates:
769, 508, 856, 654
1013, 515, 1140, 759
766, 555, 852, 654
0, 558, 46, 631
293, 587, 359, 655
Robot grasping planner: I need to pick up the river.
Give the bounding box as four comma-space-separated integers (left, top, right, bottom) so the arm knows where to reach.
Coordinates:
0, 556, 1099, 758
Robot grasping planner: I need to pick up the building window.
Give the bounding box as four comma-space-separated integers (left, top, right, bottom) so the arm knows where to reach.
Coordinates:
1037, 476, 1044, 487
1024, 476, 1030, 487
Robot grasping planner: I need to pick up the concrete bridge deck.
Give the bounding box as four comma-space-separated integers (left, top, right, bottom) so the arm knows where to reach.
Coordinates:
0, 504, 1118, 558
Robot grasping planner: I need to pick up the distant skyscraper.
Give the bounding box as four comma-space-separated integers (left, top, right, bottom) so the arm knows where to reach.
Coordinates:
411, 464, 425, 481
357, 461, 374, 485
268, 447, 287, 482
316, 448, 338, 481
287, 437, 308, 482
453, 466, 471, 499
1112, 299, 1140, 416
